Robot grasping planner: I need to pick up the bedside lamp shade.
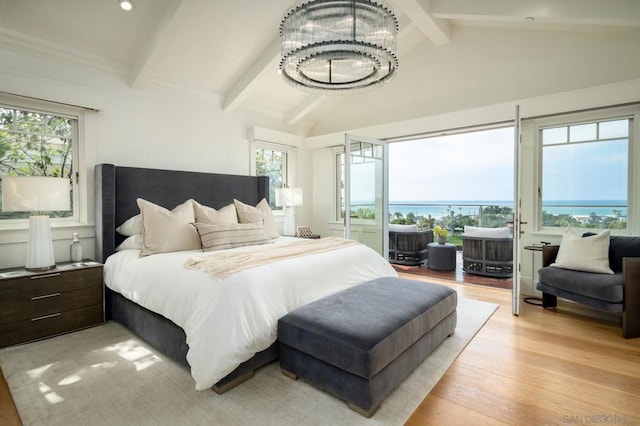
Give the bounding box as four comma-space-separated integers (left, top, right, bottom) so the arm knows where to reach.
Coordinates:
276, 187, 303, 237
275, 187, 303, 208
2, 176, 71, 271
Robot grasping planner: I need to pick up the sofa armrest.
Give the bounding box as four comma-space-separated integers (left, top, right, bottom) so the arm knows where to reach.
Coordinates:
623, 257, 640, 339
542, 245, 560, 267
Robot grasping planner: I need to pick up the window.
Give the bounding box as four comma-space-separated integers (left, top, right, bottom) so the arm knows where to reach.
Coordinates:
0, 102, 78, 222
254, 145, 289, 209
541, 117, 630, 229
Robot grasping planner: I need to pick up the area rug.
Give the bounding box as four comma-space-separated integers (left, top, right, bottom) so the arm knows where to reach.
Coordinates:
0, 297, 497, 426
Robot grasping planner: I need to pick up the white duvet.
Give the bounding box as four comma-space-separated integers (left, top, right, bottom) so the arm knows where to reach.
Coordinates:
103, 237, 397, 390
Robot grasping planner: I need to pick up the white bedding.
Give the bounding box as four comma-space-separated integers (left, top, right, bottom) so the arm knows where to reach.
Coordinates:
104, 237, 397, 390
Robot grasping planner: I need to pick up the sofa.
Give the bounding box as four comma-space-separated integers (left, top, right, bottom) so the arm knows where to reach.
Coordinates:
536, 230, 640, 339
462, 226, 513, 278
388, 224, 433, 266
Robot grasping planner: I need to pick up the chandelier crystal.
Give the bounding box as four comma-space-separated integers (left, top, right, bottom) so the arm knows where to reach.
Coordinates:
279, 0, 398, 94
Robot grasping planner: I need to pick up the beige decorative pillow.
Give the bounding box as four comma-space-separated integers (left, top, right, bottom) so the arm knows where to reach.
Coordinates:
552, 228, 613, 274
193, 200, 238, 224
192, 222, 271, 251
233, 198, 279, 239
137, 198, 200, 256
116, 214, 143, 236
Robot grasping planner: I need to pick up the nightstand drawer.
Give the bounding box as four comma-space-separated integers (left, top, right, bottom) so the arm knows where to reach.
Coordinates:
0, 304, 104, 348
0, 285, 103, 324
0, 268, 102, 300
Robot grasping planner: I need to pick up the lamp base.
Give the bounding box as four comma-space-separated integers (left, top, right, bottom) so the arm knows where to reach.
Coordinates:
283, 206, 297, 237
25, 265, 57, 272
25, 215, 57, 271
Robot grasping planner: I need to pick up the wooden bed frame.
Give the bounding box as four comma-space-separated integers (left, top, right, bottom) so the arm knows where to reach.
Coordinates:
94, 163, 278, 393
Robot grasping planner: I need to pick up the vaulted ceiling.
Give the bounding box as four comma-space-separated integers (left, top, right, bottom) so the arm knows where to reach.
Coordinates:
1, 0, 639, 136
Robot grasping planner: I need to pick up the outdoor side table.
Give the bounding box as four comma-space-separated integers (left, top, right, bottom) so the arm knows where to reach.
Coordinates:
428, 242, 457, 271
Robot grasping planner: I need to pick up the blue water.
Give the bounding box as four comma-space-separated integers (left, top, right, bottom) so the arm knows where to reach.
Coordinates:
353, 200, 628, 219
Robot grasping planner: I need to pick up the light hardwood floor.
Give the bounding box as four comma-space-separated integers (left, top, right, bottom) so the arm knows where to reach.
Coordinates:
1, 275, 638, 425
402, 273, 640, 425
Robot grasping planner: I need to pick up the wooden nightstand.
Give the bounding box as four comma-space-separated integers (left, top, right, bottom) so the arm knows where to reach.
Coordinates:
0, 261, 105, 348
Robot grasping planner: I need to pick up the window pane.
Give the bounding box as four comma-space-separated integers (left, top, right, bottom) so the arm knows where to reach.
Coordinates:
599, 119, 629, 139
254, 147, 287, 209
569, 123, 597, 142
0, 106, 75, 220
0, 108, 13, 130
542, 139, 627, 229
542, 127, 567, 145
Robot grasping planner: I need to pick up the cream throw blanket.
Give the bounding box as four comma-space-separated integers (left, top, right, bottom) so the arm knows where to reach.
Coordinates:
185, 237, 361, 280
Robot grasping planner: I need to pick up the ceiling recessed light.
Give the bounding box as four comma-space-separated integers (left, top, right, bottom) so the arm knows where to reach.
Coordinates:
118, 0, 135, 12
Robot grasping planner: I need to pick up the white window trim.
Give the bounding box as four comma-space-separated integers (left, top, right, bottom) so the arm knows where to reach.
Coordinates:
0, 93, 87, 231
250, 139, 298, 214
532, 105, 638, 235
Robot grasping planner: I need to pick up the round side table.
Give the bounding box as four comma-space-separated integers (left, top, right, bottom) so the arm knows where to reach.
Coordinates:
428, 242, 457, 271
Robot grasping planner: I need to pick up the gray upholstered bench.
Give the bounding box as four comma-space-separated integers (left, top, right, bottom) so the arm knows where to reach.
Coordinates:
277, 276, 457, 417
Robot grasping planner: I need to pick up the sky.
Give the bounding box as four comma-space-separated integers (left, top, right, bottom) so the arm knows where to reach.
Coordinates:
388, 127, 515, 202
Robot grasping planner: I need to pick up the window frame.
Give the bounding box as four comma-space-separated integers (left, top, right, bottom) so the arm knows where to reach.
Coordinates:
535, 106, 637, 233
0, 94, 85, 230
250, 140, 297, 211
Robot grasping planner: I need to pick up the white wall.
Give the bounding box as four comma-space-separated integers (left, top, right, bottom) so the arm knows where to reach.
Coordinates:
0, 46, 302, 269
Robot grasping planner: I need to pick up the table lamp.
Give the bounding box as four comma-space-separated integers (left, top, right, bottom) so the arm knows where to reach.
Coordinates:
276, 187, 303, 237
2, 176, 71, 271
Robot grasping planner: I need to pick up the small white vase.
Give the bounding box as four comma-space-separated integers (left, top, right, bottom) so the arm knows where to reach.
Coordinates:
437, 236, 447, 244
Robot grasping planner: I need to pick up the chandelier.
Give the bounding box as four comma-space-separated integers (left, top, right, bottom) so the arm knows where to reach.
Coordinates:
279, 0, 398, 94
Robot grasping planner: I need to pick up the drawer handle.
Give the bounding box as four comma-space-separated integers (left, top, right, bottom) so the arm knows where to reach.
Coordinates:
30, 292, 62, 301
30, 313, 62, 322
30, 273, 61, 280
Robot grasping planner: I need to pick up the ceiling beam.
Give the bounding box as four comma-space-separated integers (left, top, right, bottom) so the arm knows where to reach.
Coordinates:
389, 0, 450, 46
222, 38, 281, 112
130, 0, 188, 89
429, 0, 640, 26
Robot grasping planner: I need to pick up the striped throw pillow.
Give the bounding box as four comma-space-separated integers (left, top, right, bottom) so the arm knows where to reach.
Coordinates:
192, 222, 270, 251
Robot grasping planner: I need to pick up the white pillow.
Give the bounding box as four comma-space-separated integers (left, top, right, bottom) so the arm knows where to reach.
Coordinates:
193, 200, 238, 224
551, 228, 613, 274
115, 234, 143, 251
192, 222, 270, 251
233, 198, 279, 239
137, 198, 200, 256
389, 224, 419, 233
116, 214, 143, 236
464, 226, 511, 238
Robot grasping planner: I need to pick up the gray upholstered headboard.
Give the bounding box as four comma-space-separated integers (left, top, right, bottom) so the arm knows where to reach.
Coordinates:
94, 164, 269, 263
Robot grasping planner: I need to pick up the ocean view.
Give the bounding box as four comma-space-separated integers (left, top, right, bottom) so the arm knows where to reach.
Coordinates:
354, 200, 628, 220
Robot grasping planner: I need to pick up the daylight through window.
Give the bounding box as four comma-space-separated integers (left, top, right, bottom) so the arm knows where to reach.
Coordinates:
541, 117, 629, 229
0, 104, 77, 220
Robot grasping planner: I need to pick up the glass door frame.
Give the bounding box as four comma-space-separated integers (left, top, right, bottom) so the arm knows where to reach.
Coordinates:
344, 133, 389, 258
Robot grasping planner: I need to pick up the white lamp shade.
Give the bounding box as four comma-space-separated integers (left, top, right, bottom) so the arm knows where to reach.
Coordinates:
275, 187, 303, 207
2, 176, 71, 212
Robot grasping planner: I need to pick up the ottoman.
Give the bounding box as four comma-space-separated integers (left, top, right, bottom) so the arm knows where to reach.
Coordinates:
428, 242, 457, 271
277, 277, 457, 417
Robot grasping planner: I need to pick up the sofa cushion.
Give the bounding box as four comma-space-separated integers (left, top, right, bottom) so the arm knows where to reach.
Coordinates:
463, 226, 511, 238
538, 266, 623, 303
609, 236, 640, 273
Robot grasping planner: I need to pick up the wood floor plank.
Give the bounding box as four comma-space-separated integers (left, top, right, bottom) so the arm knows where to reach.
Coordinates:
399, 272, 640, 425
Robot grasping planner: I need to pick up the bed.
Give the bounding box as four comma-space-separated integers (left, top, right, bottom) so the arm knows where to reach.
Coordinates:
94, 164, 397, 392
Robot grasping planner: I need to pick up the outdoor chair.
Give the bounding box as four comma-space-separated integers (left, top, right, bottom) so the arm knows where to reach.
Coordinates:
462, 226, 513, 278
388, 224, 433, 266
